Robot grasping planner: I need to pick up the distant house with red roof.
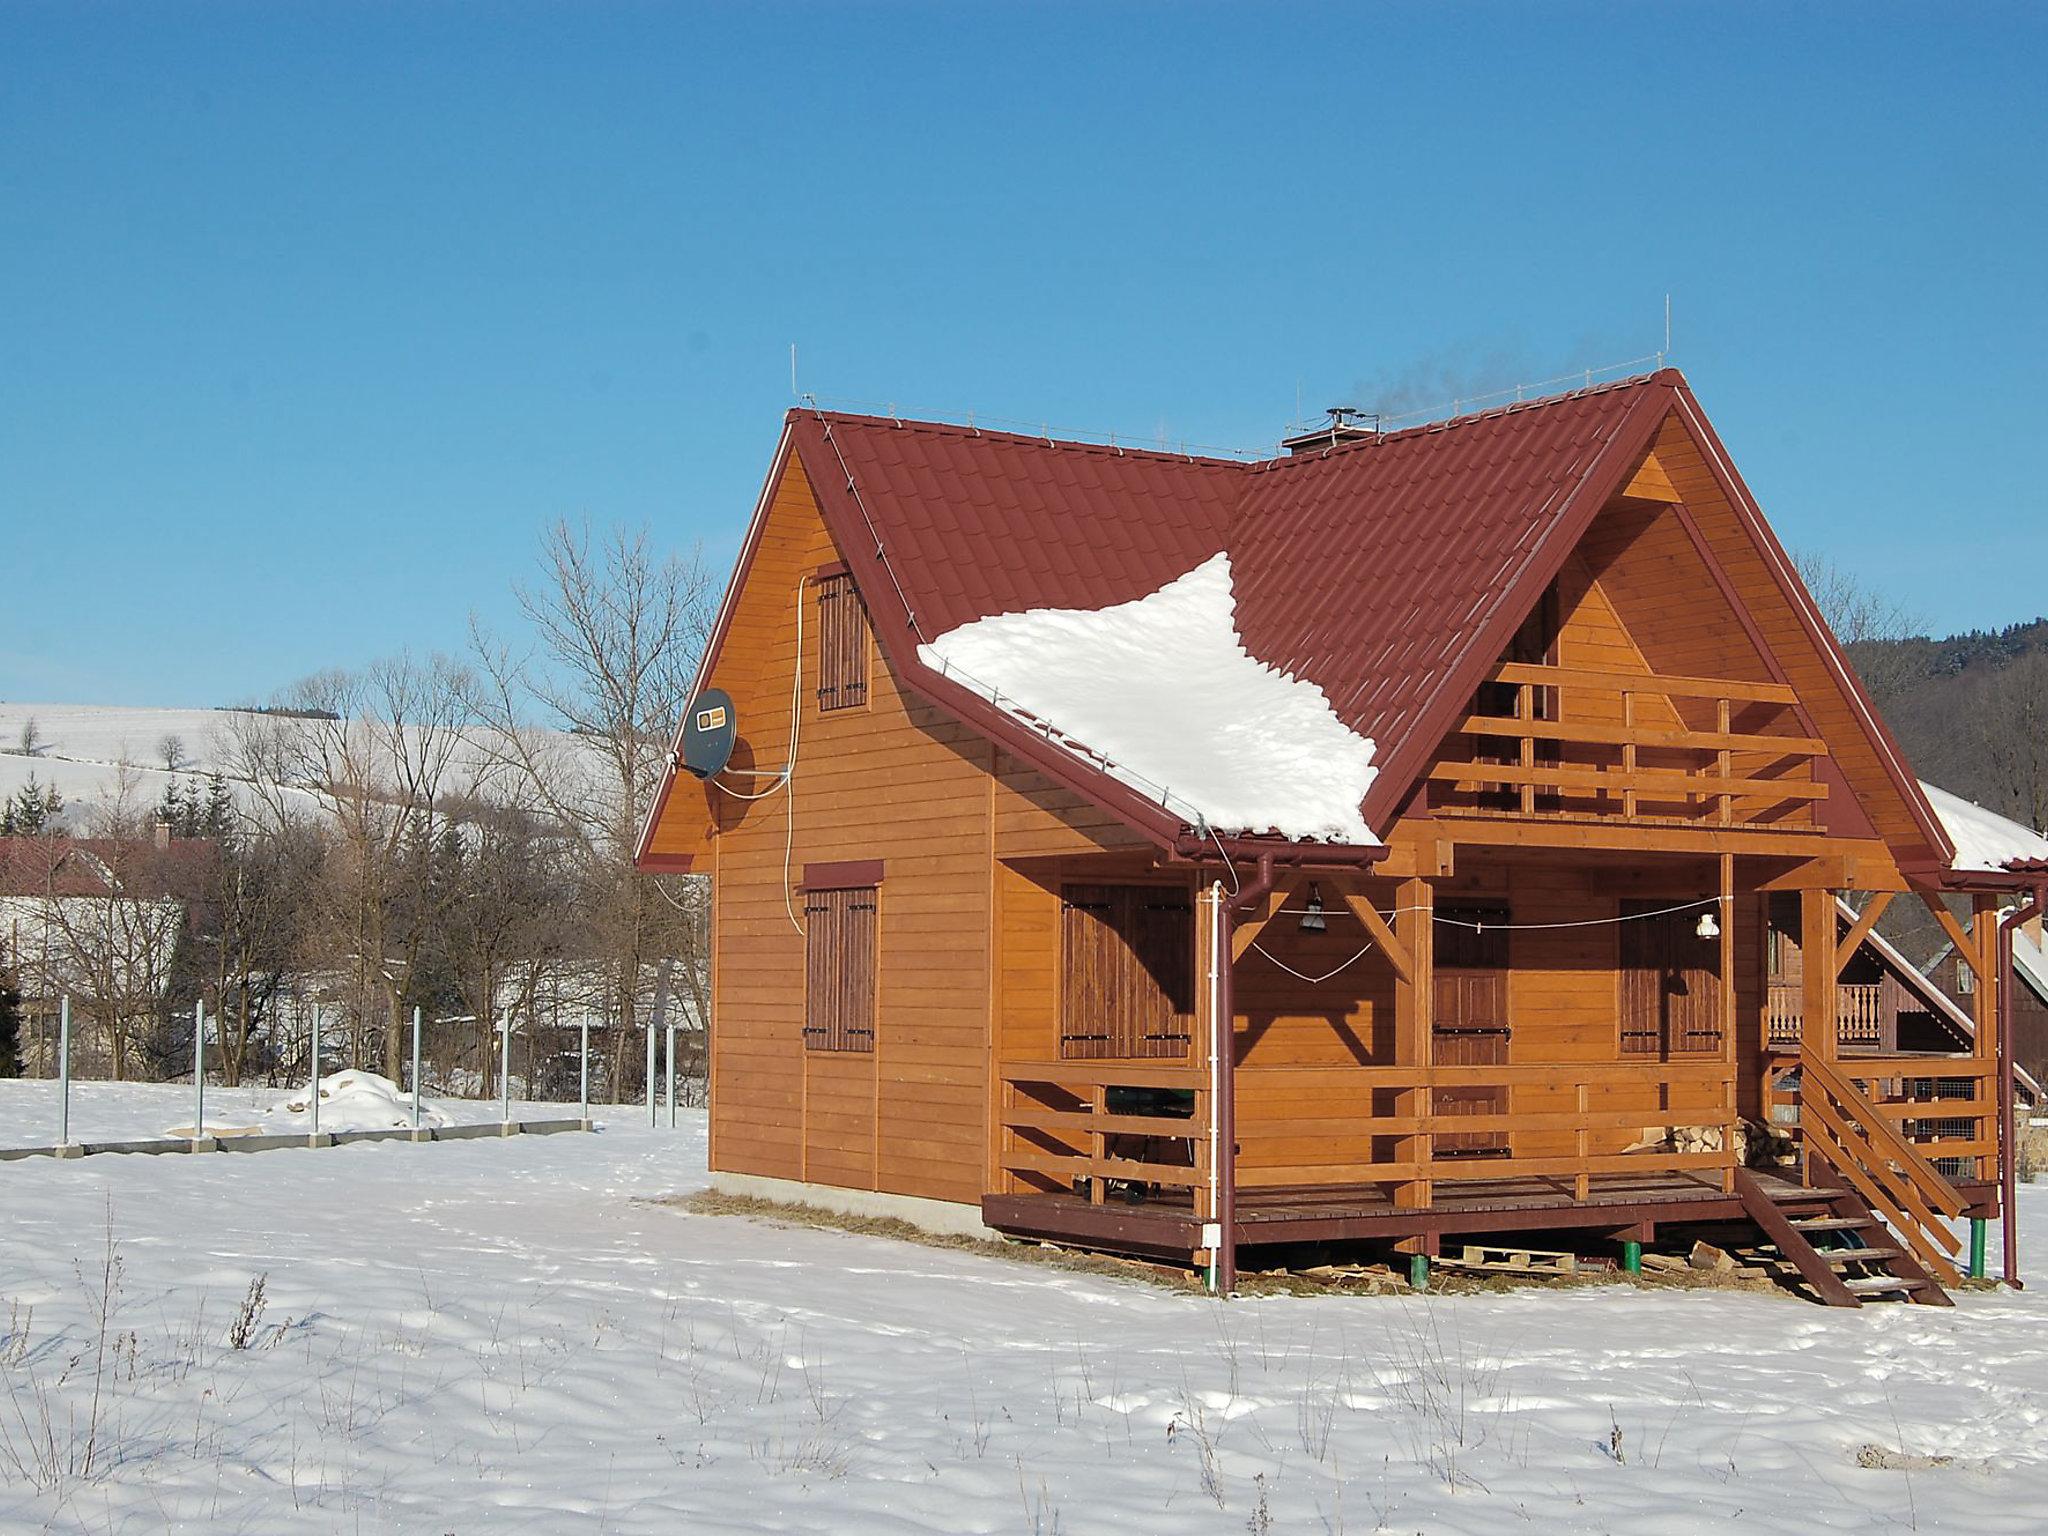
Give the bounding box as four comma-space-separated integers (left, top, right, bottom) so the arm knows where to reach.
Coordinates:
0, 829, 216, 1076
637, 369, 2033, 1305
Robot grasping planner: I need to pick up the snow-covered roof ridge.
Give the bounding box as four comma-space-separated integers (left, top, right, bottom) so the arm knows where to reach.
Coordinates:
916, 553, 1380, 844
1921, 780, 2048, 873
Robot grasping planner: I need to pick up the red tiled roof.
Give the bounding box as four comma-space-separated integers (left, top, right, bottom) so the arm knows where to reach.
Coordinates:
643, 367, 1955, 866
794, 372, 1673, 837
0, 836, 216, 900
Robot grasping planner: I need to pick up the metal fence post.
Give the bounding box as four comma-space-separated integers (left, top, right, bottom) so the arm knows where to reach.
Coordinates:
58, 995, 71, 1148
193, 999, 205, 1143
499, 1015, 512, 1125
579, 1018, 590, 1126
411, 1005, 422, 1130
310, 1005, 322, 1143
666, 1018, 677, 1128
646, 1017, 657, 1129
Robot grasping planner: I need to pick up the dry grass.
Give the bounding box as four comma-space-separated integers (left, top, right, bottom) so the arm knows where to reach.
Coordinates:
667, 1191, 1801, 1302
664, 1190, 1206, 1292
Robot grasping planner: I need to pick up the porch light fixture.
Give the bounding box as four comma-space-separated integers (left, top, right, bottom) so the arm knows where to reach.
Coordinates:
1300, 884, 1327, 933
1696, 909, 1721, 941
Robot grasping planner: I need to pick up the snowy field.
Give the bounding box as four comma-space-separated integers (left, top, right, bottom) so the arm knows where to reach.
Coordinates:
0, 1074, 597, 1149
3, 1082, 2047, 1534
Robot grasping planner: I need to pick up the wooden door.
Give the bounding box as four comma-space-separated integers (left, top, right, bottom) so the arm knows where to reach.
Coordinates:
1619, 902, 1723, 1056
1434, 905, 1510, 1156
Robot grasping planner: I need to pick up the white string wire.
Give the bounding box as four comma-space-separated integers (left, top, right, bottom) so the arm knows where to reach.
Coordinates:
1249, 939, 1377, 984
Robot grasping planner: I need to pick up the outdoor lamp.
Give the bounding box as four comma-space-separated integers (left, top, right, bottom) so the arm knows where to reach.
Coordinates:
1301, 884, 1327, 933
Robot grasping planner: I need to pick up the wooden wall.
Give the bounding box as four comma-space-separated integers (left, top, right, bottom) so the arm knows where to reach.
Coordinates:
695, 451, 1126, 1207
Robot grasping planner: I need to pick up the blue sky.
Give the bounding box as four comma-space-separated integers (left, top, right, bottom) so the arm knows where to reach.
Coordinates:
3, 2, 2043, 707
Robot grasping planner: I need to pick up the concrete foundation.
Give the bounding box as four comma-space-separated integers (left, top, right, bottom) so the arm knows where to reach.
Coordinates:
708, 1170, 1000, 1240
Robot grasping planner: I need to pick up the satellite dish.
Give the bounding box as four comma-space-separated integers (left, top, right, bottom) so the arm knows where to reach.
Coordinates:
680, 688, 737, 779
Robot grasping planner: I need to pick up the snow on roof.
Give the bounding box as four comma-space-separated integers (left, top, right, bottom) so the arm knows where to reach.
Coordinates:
1921, 780, 2048, 872
916, 553, 1379, 844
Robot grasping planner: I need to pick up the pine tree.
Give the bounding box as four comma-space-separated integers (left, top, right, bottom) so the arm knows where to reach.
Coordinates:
157, 774, 191, 836
2, 774, 63, 836
200, 771, 235, 839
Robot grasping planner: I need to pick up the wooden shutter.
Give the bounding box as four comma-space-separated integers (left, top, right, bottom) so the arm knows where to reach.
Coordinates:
815, 572, 869, 712
1059, 884, 1193, 1059
803, 886, 876, 1052
1619, 901, 1722, 1056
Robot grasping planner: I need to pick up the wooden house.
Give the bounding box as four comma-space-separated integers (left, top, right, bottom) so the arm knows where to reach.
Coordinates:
638, 369, 2045, 1306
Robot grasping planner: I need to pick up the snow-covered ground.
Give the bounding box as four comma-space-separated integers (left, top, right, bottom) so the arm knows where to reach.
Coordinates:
3, 1080, 2046, 1533
0, 1073, 583, 1146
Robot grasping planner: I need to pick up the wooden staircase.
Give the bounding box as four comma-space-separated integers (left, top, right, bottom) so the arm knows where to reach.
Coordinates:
1737, 1054, 1969, 1308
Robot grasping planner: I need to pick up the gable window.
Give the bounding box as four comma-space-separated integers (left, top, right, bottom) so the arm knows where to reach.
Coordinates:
803, 885, 876, 1052
1955, 958, 1974, 996
1059, 884, 1194, 1059
1619, 900, 1723, 1055
816, 570, 870, 712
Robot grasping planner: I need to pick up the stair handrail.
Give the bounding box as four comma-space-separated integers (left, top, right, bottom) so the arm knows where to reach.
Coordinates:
1799, 1053, 1967, 1218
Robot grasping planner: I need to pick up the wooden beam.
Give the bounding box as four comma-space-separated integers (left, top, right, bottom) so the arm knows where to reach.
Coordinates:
1491, 660, 1797, 705
1832, 891, 1894, 977
1430, 761, 1828, 801
1393, 877, 1434, 1211
1456, 712, 1829, 758
1230, 884, 1282, 963
1338, 887, 1414, 982
1913, 886, 1982, 978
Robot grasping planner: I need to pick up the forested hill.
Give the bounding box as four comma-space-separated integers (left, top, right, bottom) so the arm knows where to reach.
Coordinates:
1845, 614, 2048, 840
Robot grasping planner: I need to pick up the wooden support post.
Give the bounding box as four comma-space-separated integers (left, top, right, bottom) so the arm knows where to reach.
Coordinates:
1972, 894, 2000, 1184
1621, 691, 1638, 821
1089, 1083, 1107, 1205
1574, 1082, 1591, 1201
1395, 878, 1435, 1211
1716, 697, 1732, 826
1720, 852, 1738, 1191
1800, 887, 1837, 1067
1517, 681, 1535, 817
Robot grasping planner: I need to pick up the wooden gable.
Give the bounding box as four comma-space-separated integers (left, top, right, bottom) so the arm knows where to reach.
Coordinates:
1389, 404, 1948, 878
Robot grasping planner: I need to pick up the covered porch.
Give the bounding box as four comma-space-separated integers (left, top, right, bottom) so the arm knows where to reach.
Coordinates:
985, 842, 2002, 1291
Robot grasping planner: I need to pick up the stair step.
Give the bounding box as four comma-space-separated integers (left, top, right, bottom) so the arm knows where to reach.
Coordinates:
1846, 1276, 1929, 1295
1792, 1216, 1879, 1232
1819, 1248, 1902, 1267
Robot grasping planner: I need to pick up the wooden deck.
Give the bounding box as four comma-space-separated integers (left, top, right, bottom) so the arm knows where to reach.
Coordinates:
983, 1168, 1970, 1262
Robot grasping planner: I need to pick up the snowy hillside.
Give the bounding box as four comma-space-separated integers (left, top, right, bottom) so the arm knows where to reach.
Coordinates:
0, 701, 602, 827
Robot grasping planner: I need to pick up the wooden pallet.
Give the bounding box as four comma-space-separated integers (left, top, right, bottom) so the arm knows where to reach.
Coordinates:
1441, 1243, 1580, 1276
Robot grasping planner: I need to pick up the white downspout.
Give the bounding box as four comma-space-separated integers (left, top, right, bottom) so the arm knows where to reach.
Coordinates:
1205, 880, 1223, 1294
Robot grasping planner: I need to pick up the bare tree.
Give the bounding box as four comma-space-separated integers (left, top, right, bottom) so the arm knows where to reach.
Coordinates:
470, 520, 713, 1102
1793, 550, 1923, 705
252, 655, 478, 1080
156, 733, 188, 774
1972, 650, 2048, 834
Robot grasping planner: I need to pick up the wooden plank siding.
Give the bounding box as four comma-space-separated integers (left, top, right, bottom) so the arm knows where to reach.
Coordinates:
692, 451, 1131, 1208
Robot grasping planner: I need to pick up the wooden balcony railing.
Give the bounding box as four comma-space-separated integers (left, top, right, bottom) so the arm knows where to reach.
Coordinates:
1001, 1058, 1741, 1213
1432, 662, 1827, 829
999, 1061, 1212, 1215
1765, 982, 1885, 1046
1233, 1060, 1738, 1200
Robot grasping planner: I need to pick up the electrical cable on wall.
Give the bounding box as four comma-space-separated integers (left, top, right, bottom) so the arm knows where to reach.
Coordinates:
708, 574, 811, 934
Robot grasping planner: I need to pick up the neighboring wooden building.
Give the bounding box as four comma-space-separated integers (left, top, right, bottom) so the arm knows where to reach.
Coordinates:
1917, 789, 2048, 1092
639, 369, 2039, 1305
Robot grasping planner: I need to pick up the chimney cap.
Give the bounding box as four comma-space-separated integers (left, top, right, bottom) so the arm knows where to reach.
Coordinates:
1280, 405, 1382, 455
